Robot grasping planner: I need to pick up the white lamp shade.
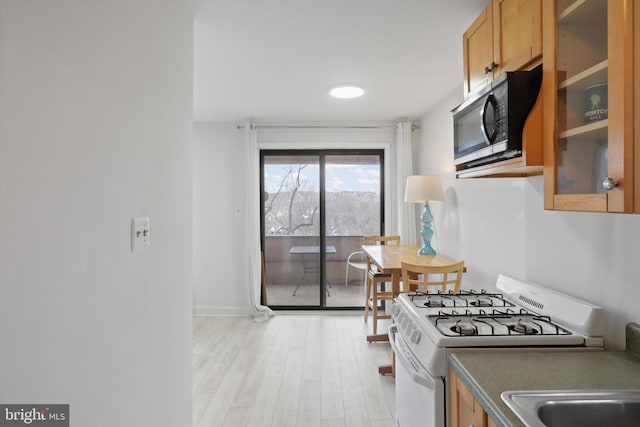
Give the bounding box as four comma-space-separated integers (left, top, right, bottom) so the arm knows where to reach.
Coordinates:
404, 175, 444, 203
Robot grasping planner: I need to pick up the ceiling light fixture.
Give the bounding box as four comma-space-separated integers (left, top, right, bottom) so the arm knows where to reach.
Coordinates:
329, 85, 364, 99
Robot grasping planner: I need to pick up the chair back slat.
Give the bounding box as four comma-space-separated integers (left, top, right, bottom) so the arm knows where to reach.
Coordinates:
400, 261, 465, 293
363, 235, 400, 246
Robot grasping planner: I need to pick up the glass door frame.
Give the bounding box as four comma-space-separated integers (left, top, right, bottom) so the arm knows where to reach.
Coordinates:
260, 149, 385, 310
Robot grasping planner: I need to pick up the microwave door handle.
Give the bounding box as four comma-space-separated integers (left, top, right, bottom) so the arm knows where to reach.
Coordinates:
480, 94, 496, 145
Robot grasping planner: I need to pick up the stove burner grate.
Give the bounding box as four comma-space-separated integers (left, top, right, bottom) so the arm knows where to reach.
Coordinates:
450, 321, 478, 336
509, 321, 539, 335
432, 313, 573, 337
425, 300, 445, 308
469, 298, 493, 307
409, 290, 517, 309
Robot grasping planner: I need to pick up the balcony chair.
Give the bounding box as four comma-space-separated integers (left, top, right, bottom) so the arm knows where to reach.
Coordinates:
344, 235, 397, 288
344, 251, 368, 287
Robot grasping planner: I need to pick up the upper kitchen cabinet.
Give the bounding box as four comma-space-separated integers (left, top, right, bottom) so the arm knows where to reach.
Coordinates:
463, 4, 493, 96
542, 0, 638, 213
456, 0, 544, 179
463, 0, 542, 98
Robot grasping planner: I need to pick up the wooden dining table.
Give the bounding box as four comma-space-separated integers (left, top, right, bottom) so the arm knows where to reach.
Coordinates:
362, 244, 463, 374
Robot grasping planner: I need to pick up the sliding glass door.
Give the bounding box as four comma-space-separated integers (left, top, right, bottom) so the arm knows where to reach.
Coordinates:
324, 154, 382, 307
261, 150, 383, 309
262, 154, 322, 306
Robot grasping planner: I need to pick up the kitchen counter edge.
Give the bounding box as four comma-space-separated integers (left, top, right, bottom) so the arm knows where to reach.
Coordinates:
449, 345, 640, 427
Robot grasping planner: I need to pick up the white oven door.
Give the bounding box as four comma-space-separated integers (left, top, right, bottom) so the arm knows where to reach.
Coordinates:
389, 325, 444, 427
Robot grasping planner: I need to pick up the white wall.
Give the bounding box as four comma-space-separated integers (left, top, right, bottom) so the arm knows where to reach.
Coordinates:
418, 86, 526, 288
192, 123, 397, 314
0, 1, 194, 426
524, 177, 640, 350
193, 123, 250, 315
419, 86, 640, 350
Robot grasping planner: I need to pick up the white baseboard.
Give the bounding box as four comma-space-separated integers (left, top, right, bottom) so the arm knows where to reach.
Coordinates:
192, 305, 253, 317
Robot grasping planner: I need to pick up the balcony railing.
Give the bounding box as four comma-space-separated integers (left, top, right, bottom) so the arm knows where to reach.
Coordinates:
263, 235, 367, 286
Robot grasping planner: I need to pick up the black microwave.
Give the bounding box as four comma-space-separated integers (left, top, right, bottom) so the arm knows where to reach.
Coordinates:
451, 64, 542, 168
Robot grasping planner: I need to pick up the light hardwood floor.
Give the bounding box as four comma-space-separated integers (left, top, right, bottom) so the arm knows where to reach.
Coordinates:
193, 313, 396, 427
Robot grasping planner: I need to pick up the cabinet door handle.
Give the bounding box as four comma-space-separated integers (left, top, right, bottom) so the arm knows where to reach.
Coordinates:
602, 177, 619, 191
484, 62, 499, 74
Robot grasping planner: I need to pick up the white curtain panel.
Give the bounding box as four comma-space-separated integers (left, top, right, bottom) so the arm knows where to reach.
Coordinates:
396, 122, 418, 245
244, 123, 274, 322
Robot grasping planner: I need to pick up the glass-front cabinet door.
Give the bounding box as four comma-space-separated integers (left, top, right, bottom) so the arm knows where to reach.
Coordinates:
542, 0, 635, 212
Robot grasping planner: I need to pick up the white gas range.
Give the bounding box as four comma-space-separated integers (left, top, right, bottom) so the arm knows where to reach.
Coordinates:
389, 274, 604, 427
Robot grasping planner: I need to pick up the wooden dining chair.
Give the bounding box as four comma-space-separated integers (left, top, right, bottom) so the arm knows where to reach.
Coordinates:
400, 260, 465, 294
363, 235, 401, 334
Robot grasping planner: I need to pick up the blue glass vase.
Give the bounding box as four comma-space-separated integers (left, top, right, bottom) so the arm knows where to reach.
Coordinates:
418, 202, 436, 255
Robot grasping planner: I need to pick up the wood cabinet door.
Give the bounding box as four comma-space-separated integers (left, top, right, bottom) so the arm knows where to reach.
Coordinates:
636, 0, 640, 213
463, 3, 493, 97
542, 0, 635, 212
493, 0, 542, 74
450, 370, 488, 427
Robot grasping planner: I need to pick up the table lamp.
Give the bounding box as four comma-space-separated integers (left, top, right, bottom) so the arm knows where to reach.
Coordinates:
404, 175, 444, 255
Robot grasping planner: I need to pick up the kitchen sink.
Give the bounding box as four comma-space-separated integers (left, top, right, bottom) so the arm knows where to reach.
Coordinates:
500, 390, 640, 427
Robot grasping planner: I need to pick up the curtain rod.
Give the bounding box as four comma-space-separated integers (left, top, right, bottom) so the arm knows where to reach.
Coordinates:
236, 124, 420, 131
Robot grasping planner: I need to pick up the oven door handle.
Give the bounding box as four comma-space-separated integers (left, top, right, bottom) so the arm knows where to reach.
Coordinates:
388, 325, 439, 389
388, 324, 397, 342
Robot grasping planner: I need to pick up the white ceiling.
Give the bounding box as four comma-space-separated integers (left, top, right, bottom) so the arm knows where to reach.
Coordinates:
193, 0, 489, 123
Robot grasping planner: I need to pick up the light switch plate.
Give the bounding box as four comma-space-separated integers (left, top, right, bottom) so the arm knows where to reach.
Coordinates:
131, 217, 150, 252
